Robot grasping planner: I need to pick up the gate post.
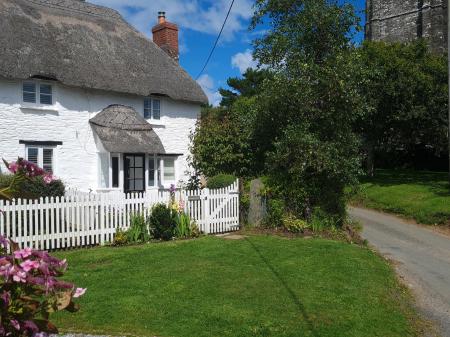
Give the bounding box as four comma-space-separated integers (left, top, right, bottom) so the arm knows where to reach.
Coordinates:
203, 188, 210, 234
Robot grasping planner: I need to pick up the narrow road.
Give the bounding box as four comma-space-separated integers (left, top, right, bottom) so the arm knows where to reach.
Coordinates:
349, 207, 450, 336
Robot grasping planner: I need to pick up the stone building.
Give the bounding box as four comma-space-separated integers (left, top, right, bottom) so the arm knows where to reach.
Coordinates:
365, 0, 448, 52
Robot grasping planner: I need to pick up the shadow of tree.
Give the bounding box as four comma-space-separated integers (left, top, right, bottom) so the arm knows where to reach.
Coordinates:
245, 237, 319, 337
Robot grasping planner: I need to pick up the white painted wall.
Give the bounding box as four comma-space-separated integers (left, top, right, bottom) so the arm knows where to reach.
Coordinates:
0, 78, 200, 191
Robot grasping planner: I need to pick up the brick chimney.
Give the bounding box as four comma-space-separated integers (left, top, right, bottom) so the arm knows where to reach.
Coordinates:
152, 12, 179, 61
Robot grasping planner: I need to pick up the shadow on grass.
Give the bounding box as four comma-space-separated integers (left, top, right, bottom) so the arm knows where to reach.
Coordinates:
360, 169, 450, 197
245, 237, 318, 337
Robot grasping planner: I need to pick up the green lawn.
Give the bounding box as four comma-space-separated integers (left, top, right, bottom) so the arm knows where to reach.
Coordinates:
54, 235, 420, 337
355, 169, 450, 225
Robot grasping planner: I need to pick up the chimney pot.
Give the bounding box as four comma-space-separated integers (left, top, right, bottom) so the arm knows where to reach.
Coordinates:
158, 11, 166, 24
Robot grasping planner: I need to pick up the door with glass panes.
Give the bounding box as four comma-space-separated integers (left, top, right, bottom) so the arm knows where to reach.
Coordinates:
124, 154, 145, 193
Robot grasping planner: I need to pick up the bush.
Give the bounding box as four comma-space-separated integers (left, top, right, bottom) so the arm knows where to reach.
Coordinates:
0, 174, 14, 189
174, 213, 200, 239
282, 214, 309, 233
126, 214, 150, 243
207, 174, 236, 189
0, 235, 85, 336
149, 204, 177, 241
263, 198, 285, 228
20, 176, 65, 199
112, 228, 129, 246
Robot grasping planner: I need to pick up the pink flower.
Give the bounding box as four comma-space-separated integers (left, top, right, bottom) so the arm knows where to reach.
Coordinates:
20, 260, 40, 272
43, 174, 54, 184
10, 320, 20, 330
7, 162, 18, 174
73, 287, 87, 298
12, 269, 27, 283
14, 247, 33, 259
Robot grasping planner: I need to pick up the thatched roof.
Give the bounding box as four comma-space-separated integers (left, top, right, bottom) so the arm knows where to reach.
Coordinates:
0, 0, 207, 104
90, 105, 165, 154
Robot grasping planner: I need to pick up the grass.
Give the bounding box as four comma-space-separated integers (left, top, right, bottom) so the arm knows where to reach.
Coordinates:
354, 169, 450, 225
53, 235, 420, 337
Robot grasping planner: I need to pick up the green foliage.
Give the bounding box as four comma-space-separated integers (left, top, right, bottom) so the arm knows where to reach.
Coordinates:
174, 213, 199, 239
20, 176, 66, 199
219, 68, 273, 107
356, 40, 448, 171
190, 97, 258, 178
206, 174, 236, 189
126, 214, 150, 243
149, 203, 177, 241
0, 174, 14, 188
263, 198, 285, 228
112, 228, 129, 246
282, 214, 309, 233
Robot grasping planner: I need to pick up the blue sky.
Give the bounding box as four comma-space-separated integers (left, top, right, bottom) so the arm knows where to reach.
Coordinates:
91, 0, 366, 105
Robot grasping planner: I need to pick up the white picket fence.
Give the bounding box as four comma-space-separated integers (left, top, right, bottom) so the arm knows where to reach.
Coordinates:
0, 181, 239, 250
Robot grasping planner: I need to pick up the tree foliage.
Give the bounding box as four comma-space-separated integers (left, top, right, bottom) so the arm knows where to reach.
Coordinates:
355, 40, 448, 173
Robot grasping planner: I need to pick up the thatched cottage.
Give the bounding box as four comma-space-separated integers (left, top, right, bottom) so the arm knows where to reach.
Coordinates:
0, 0, 207, 192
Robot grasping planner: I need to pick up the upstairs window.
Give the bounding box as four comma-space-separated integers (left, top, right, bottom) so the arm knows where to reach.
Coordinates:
144, 98, 161, 120
23, 81, 53, 105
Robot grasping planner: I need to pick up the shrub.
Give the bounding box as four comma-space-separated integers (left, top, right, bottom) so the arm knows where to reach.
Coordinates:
20, 176, 65, 199
263, 198, 285, 228
206, 174, 236, 189
282, 214, 309, 233
0, 174, 14, 189
0, 235, 85, 336
112, 228, 129, 246
126, 214, 150, 243
149, 204, 177, 241
174, 213, 200, 238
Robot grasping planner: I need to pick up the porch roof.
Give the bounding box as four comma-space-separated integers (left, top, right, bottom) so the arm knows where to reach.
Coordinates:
90, 104, 165, 154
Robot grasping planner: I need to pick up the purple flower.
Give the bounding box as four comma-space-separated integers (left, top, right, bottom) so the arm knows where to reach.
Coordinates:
169, 184, 176, 193
10, 320, 19, 330
73, 287, 87, 298
14, 248, 33, 259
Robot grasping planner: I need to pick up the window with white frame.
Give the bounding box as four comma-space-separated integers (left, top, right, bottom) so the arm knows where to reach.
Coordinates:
23, 81, 53, 105
148, 155, 177, 187
26, 146, 54, 173
144, 98, 161, 120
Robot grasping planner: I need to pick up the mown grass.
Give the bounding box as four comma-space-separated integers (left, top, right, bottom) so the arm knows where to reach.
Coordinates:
354, 169, 450, 225
54, 235, 420, 337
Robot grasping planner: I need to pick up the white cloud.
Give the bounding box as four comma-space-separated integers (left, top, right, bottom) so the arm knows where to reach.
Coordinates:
196, 74, 222, 106
90, 0, 253, 41
231, 49, 258, 74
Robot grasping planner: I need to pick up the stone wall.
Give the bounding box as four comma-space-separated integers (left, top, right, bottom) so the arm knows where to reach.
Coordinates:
366, 0, 448, 53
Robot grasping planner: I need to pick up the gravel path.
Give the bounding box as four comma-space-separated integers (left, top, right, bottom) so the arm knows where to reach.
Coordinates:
350, 207, 450, 337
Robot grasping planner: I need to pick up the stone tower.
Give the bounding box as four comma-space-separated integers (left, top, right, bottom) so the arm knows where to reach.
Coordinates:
365, 0, 448, 53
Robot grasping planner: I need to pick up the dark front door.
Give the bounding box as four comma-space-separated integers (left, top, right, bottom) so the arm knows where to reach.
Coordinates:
124, 154, 145, 193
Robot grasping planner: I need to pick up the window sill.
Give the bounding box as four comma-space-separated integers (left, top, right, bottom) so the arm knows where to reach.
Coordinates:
148, 121, 165, 128
20, 104, 58, 113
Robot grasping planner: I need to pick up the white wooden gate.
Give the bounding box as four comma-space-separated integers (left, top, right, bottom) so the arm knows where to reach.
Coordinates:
185, 180, 240, 234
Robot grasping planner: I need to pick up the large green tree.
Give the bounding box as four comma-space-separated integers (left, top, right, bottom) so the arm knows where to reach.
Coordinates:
356, 40, 448, 175
249, 0, 363, 220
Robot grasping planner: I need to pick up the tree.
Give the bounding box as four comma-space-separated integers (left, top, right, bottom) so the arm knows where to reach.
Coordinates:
219, 68, 272, 107
356, 40, 448, 175
250, 0, 363, 221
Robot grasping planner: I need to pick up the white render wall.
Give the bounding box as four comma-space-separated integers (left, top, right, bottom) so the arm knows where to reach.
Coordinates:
0, 78, 200, 191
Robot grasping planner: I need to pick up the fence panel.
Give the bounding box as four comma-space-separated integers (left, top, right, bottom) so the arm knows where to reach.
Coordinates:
0, 180, 240, 249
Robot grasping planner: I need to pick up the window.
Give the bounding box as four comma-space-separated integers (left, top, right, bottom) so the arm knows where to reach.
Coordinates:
148, 155, 176, 187
26, 147, 54, 173
143, 98, 161, 120
22, 81, 53, 105
164, 157, 175, 181
112, 156, 119, 188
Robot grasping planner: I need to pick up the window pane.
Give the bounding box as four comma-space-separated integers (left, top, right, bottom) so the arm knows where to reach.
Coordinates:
40, 84, 52, 95
23, 82, 36, 103
27, 148, 39, 165
144, 99, 152, 118
99, 153, 109, 188
152, 99, 161, 120
164, 157, 175, 180
40, 94, 52, 105
135, 156, 143, 167
148, 157, 155, 186
112, 156, 119, 188
43, 149, 53, 173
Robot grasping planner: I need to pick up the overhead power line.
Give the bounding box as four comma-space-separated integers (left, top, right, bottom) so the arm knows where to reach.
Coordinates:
195, 0, 235, 80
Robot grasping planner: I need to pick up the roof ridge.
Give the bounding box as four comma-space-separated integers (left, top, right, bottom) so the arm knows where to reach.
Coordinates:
24, 0, 122, 19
